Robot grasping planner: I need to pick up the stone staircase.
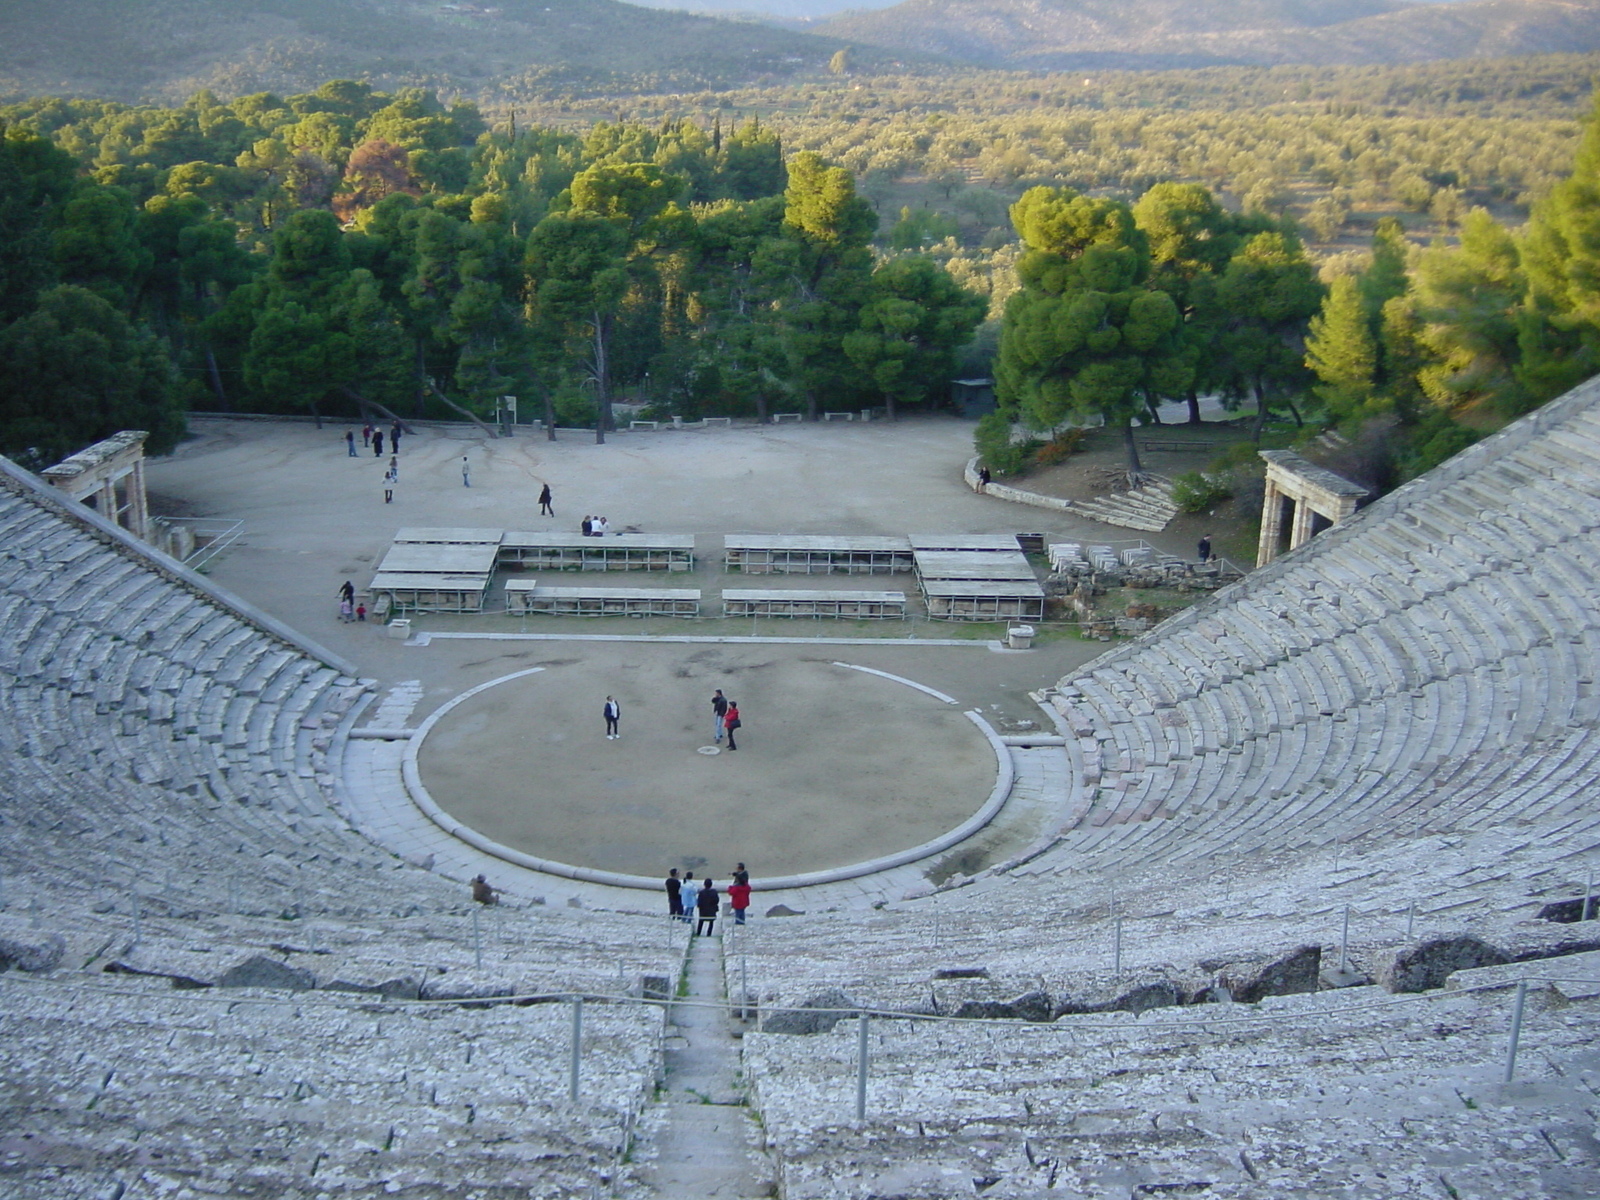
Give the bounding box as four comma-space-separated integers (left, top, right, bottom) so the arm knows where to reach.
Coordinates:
1070, 474, 1179, 532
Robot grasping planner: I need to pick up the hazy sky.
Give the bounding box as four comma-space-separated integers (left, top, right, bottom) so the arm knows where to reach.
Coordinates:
624, 0, 901, 22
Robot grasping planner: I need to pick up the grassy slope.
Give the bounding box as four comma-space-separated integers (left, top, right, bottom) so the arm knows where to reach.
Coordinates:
816, 0, 1600, 70
0, 0, 927, 101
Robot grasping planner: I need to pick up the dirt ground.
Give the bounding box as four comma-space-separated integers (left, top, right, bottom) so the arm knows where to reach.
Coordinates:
416, 650, 996, 877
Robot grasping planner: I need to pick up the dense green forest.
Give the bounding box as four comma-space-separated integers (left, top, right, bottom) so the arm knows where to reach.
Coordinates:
1, 54, 1598, 490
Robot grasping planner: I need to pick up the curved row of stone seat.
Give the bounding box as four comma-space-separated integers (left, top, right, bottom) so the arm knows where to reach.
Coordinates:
0, 971, 660, 1197
725, 804, 1600, 1032
742, 978, 1600, 1199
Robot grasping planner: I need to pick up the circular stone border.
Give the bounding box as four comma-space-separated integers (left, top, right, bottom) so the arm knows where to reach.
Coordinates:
400, 661, 1015, 892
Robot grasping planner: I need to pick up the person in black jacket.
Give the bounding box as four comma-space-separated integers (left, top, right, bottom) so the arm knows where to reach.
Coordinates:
695, 878, 720, 936
665, 868, 682, 918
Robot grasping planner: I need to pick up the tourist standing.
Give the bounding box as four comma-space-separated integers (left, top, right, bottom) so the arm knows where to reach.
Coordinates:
391, 423, 402, 453
1197, 534, 1212, 564
356, 602, 367, 622
711, 688, 728, 742
538, 483, 554, 516
383, 465, 396, 504
603, 695, 621, 739
695, 878, 720, 937
728, 875, 751, 925
345, 430, 357, 457
373, 430, 384, 457
461, 455, 471, 487
680, 875, 700, 924
362, 422, 373, 448
339, 597, 354, 623
665, 868, 683, 918
340, 580, 356, 605
723, 700, 741, 751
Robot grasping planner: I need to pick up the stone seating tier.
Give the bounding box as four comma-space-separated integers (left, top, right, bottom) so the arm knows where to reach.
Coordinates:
743, 979, 1600, 1199
0, 972, 662, 1198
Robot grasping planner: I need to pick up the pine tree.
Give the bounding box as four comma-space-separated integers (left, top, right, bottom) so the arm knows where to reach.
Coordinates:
1305, 274, 1378, 426
1518, 92, 1600, 403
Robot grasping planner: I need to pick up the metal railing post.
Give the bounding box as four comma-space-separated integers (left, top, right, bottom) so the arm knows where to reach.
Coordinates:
1339, 905, 1351, 974
855, 1012, 869, 1121
1405, 900, 1415, 940
1113, 917, 1123, 979
1504, 979, 1528, 1083
569, 995, 584, 1104
741, 952, 750, 1021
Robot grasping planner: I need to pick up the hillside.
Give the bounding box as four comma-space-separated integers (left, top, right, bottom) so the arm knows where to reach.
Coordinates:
0, 0, 909, 102
814, 0, 1600, 70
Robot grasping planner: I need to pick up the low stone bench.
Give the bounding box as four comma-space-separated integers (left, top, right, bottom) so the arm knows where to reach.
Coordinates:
722, 589, 907, 619
505, 580, 701, 617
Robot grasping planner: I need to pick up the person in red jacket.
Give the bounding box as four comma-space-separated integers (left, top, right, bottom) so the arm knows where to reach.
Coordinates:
728, 875, 751, 925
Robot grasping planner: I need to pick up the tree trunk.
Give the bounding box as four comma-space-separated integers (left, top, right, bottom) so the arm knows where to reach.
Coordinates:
422, 381, 497, 439
1120, 419, 1144, 481
415, 339, 427, 419
342, 386, 421, 436
308, 397, 323, 430
593, 309, 610, 446
754, 390, 769, 425
206, 348, 228, 410
1186, 389, 1203, 426
1284, 394, 1305, 427
543, 390, 557, 441
883, 391, 896, 422
805, 389, 818, 422
1252, 382, 1270, 443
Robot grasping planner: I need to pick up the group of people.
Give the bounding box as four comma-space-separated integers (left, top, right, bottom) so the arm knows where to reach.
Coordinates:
347, 422, 403, 458
337, 579, 368, 623
710, 688, 742, 750
343, 424, 568, 515
580, 515, 611, 537
599, 690, 744, 750
667, 864, 751, 935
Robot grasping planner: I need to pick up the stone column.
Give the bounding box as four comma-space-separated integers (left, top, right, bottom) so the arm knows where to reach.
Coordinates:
1291, 495, 1318, 548
1257, 477, 1284, 567
127, 458, 149, 538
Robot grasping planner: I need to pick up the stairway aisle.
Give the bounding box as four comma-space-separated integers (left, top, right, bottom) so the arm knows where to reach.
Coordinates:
624, 926, 774, 1198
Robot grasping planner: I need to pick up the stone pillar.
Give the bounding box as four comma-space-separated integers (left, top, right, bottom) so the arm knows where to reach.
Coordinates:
127, 455, 149, 538
1257, 475, 1285, 568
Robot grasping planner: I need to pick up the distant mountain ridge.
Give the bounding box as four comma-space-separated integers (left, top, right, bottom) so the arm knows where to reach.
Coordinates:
0, 0, 910, 102
814, 0, 1600, 70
